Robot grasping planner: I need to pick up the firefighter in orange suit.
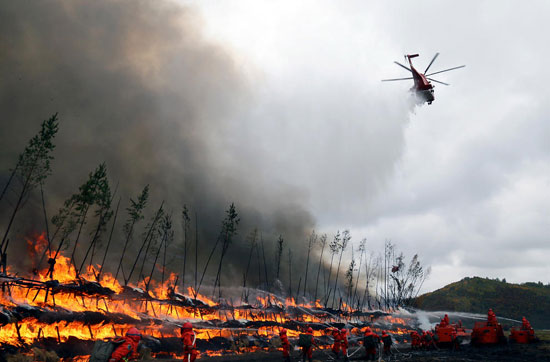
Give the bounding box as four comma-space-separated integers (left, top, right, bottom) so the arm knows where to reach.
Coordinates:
381, 330, 392, 355
302, 327, 316, 362
331, 327, 341, 359
487, 309, 497, 326
522, 317, 532, 330
109, 327, 141, 362
340, 328, 349, 362
279, 328, 291, 362
411, 331, 421, 349
181, 322, 198, 362
363, 327, 380, 361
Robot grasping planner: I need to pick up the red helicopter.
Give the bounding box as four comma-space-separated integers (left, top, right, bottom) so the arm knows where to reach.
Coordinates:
382, 53, 465, 105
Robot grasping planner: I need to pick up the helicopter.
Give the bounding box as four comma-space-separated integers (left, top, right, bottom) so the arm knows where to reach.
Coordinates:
382, 53, 465, 105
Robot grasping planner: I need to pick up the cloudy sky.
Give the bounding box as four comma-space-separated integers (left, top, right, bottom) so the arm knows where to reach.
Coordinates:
186, 0, 550, 292
1, 0, 549, 294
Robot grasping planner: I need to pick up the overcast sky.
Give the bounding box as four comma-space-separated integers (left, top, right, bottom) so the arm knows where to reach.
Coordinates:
184, 0, 550, 292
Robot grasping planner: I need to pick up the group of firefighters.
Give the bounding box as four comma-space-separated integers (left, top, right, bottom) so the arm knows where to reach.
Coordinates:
106, 322, 198, 362
279, 326, 393, 361
104, 308, 535, 361
410, 330, 438, 350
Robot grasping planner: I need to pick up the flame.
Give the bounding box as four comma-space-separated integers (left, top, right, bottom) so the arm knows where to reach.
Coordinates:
1, 233, 419, 358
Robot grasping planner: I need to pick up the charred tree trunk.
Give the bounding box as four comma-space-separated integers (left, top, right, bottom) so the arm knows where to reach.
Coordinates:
287, 249, 292, 298
0, 160, 19, 203
303, 231, 316, 297
194, 212, 198, 292
261, 235, 269, 291
242, 233, 256, 302
97, 198, 121, 281
275, 235, 284, 279
125, 202, 164, 285
313, 234, 327, 301
352, 239, 365, 309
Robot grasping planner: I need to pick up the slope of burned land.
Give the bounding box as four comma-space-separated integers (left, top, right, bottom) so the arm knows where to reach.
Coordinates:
415, 277, 550, 328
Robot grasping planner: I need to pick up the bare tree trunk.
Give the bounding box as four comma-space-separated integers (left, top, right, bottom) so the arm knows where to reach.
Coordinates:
242, 235, 256, 301
70, 206, 90, 277
145, 234, 165, 292
194, 212, 198, 292
352, 243, 365, 308
255, 237, 262, 289
261, 235, 269, 291
97, 198, 121, 281
0, 161, 19, 203
325, 253, 335, 307
40, 183, 51, 255
313, 235, 327, 301
303, 232, 316, 297
332, 251, 344, 308
287, 249, 292, 298
115, 221, 136, 281
197, 235, 220, 296
125, 202, 164, 285
1, 165, 35, 251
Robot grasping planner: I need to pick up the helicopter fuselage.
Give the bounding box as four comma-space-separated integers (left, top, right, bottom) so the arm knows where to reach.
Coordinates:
409, 58, 435, 104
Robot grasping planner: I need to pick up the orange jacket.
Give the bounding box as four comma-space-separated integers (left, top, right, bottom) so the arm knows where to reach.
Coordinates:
110, 336, 139, 362
182, 330, 197, 352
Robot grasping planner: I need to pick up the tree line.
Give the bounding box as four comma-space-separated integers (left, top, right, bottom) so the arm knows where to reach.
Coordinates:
0, 114, 430, 310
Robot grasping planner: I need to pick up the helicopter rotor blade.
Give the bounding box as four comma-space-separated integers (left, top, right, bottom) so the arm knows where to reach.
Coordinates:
424, 52, 439, 73
426, 65, 465, 77
394, 61, 412, 72
427, 78, 449, 86
381, 77, 413, 82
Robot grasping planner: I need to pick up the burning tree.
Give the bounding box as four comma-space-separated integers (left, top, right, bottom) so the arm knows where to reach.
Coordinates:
1, 114, 59, 272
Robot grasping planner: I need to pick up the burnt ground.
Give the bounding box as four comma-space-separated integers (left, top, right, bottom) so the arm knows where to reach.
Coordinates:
155, 331, 550, 361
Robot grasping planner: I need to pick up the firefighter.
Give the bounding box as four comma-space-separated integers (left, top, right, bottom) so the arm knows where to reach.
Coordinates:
440, 314, 450, 327
301, 327, 316, 362
487, 309, 497, 326
181, 322, 198, 362
340, 328, 349, 362
279, 328, 291, 362
109, 327, 141, 362
410, 331, 421, 350
522, 317, 532, 330
331, 327, 341, 360
422, 330, 437, 350
363, 327, 380, 361
381, 330, 392, 355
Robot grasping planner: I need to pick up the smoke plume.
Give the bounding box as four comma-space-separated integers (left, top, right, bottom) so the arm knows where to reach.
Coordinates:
0, 0, 315, 289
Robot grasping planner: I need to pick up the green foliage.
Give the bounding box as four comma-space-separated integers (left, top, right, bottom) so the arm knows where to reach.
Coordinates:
345, 257, 356, 294
220, 202, 240, 250
330, 231, 340, 255
415, 276, 550, 328
16, 113, 59, 188
124, 185, 149, 234
52, 163, 111, 242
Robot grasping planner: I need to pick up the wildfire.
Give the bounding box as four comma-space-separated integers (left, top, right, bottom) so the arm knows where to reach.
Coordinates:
0, 233, 418, 359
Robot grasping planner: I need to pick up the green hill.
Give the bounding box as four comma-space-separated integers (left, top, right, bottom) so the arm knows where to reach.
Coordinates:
415, 277, 550, 329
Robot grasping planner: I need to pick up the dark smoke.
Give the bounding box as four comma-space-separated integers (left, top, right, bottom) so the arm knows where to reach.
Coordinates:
0, 0, 315, 291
